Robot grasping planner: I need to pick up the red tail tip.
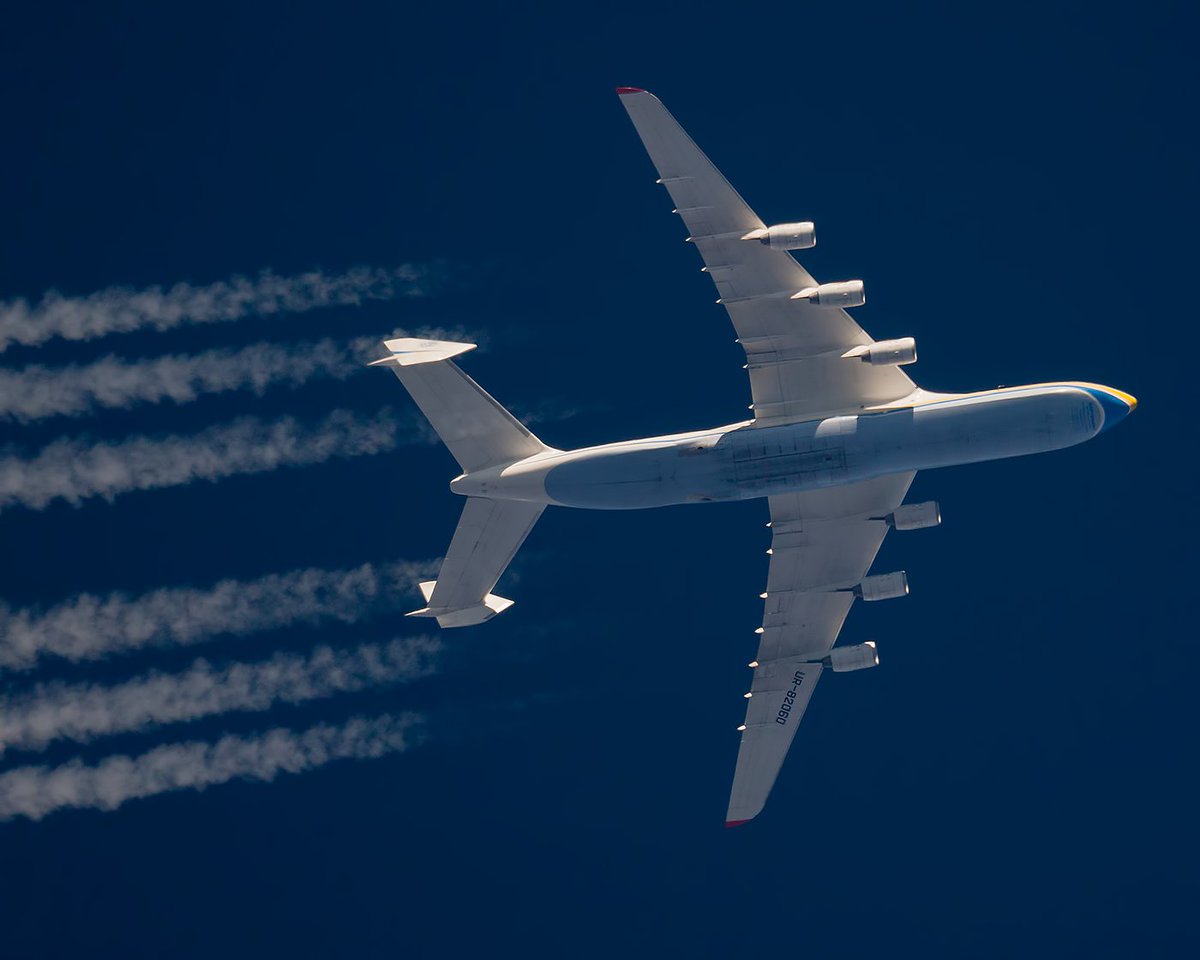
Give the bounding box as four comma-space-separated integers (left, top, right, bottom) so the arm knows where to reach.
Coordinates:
725, 819, 751, 829
615, 86, 646, 95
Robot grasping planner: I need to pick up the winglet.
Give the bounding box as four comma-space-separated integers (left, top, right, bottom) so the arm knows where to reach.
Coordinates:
615, 86, 646, 95
725, 819, 751, 829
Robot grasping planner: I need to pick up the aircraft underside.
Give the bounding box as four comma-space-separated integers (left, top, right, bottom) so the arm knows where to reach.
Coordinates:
371, 87, 1136, 826
453, 382, 1127, 510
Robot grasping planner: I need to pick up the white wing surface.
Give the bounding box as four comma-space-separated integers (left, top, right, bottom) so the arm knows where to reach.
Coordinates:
374, 338, 546, 473
616, 89, 923, 823
376, 338, 550, 629
408, 496, 544, 628
617, 88, 916, 422
726, 472, 915, 825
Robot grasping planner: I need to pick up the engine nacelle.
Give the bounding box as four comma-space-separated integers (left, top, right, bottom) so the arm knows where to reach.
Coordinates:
742, 222, 816, 251
826, 641, 879, 673
857, 337, 917, 366
858, 571, 909, 601
792, 280, 865, 308
891, 501, 941, 530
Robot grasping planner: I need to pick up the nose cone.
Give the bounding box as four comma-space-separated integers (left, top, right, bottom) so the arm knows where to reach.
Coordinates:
1093, 386, 1137, 434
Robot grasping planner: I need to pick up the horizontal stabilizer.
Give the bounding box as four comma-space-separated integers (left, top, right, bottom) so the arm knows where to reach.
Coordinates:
408, 497, 544, 629
369, 338, 477, 367
375, 337, 546, 473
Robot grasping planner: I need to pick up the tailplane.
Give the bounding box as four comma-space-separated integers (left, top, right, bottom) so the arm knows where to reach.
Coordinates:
374, 339, 548, 627
406, 497, 544, 628
372, 337, 547, 473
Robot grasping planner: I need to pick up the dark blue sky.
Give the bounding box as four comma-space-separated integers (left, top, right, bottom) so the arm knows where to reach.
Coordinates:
1, 2, 1195, 957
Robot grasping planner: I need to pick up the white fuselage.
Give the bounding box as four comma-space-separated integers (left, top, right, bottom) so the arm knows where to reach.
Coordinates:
449, 382, 1136, 509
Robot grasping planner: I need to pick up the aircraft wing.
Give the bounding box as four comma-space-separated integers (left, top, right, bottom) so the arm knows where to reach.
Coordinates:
617, 88, 916, 422
726, 471, 915, 826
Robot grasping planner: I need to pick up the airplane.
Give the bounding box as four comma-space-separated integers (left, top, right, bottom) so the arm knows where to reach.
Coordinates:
371, 87, 1137, 826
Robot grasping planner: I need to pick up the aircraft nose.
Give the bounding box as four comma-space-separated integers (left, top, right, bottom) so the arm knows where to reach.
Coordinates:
1094, 387, 1137, 433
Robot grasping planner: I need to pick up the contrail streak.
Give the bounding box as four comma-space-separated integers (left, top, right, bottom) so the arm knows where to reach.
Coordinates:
0, 712, 423, 822
0, 407, 398, 514
0, 265, 434, 353
0, 559, 434, 672
0, 339, 356, 423
0, 636, 440, 755
0, 328, 480, 424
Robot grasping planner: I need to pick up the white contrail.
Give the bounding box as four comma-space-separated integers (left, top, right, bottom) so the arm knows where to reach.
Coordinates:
0, 325, 482, 424
0, 559, 434, 672
0, 339, 356, 423
0, 407, 398, 514
0, 636, 440, 755
0, 712, 423, 822
0, 265, 433, 353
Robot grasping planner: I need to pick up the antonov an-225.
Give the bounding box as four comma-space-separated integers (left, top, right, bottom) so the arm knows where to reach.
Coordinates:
371, 88, 1136, 826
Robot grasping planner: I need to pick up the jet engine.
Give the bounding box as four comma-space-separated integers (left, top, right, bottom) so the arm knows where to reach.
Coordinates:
826, 641, 879, 672
792, 280, 865, 308
890, 501, 941, 530
857, 571, 909, 601
856, 337, 917, 366
742, 222, 816, 250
